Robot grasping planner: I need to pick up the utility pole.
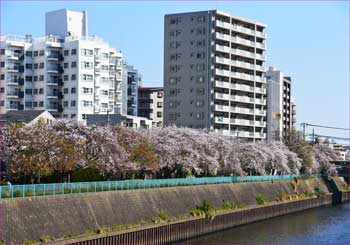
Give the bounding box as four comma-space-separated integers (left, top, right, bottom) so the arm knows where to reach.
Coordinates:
301, 123, 306, 141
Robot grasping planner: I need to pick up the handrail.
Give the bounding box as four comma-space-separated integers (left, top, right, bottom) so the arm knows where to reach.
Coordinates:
0, 174, 321, 200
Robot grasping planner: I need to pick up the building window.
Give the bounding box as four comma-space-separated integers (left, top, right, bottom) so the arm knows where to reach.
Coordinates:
71, 62, 77, 68
196, 112, 204, 120
71, 74, 76, 80
157, 102, 163, 108
82, 87, 93, 94
0, 62, 4, 68
25, 101, 32, 108
33, 51, 38, 57
71, 49, 77, 55
39, 75, 44, 81
82, 74, 93, 81
33, 76, 38, 82
33, 89, 38, 94
82, 100, 93, 107
25, 89, 32, 95
0, 88, 4, 93
157, 112, 162, 118
0, 101, 4, 106
25, 51, 32, 57
71, 87, 76, 94
71, 101, 76, 107
39, 50, 45, 56
81, 61, 93, 69
39, 63, 44, 69
71, 114, 76, 118
1, 74, 4, 80
34, 63, 38, 69
81, 49, 93, 56
197, 76, 204, 83
63, 75, 69, 81
64, 63, 68, 68
1, 49, 5, 55
63, 101, 69, 107
25, 63, 32, 69
26, 76, 33, 82
63, 50, 69, 56
39, 101, 44, 107
33, 102, 38, 107
63, 88, 69, 94
39, 88, 43, 94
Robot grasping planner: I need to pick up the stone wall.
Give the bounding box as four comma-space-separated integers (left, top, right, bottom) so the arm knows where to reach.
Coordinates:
1, 178, 329, 243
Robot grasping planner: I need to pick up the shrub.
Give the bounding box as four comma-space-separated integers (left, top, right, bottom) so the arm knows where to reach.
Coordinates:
39, 235, 53, 243
233, 203, 246, 209
152, 211, 170, 223
280, 191, 288, 201
223, 200, 233, 210
256, 194, 268, 205
190, 199, 215, 219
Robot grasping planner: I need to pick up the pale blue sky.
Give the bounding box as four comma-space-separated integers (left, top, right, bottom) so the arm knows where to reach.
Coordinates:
1, 1, 349, 142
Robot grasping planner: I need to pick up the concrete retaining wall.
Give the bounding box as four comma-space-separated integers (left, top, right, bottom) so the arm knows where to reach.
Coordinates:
1, 178, 329, 243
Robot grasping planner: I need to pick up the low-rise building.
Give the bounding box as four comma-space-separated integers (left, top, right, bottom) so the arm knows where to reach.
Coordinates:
138, 87, 163, 127
0, 110, 55, 127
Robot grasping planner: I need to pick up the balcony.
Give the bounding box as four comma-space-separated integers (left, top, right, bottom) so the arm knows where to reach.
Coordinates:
214, 104, 230, 112
214, 32, 232, 42
47, 53, 64, 61
231, 24, 256, 36
214, 80, 230, 89
230, 118, 254, 127
214, 117, 230, 124
231, 60, 255, 70
6, 103, 23, 110
256, 31, 267, 39
231, 72, 254, 81
255, 76, 266, 83
231, 36, 255, 47
255, 98, 266, 105
231, 48, 255, 58
255, 87, 266, 94
213, 44, 231, 54
230, 106, 254, 115
7, 78, 24, 86
231, 84, 254, 93
231, 95, 255, 104
255, 42, 266, 50
255, 109, 266, 116
47, 78, 63, 86
7, 52, 20, 60
214, 92, 230, 101
214, 68, 230, 77
47, 65, 63, 74
6, 90, 23, 98
214, 20, 231, 30
7, 65, 24, 73
255, 53, 266, 61
255, 64, 265, 71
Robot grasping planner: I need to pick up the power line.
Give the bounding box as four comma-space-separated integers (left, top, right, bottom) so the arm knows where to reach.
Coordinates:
300, 123, 350, 131
306, 133, 350, 142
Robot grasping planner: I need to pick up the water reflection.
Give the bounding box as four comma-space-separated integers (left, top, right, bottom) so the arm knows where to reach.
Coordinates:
183, 203, 350, 244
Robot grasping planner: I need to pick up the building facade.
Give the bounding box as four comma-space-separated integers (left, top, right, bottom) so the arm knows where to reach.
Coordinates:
0, 9, 124, 121
266, 66, 293, 141
126, 65, 142, 116
138, 87, 164, 127
164, 10, 267, 141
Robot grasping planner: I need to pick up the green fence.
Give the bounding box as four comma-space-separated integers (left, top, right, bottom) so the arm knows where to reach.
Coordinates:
0, 174, 320, 200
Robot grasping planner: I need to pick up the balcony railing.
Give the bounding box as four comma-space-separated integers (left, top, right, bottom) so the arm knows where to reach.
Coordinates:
7, 78, 24, 85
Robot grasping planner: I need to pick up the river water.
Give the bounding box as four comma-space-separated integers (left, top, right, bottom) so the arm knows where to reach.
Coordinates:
183, 203, 350, 244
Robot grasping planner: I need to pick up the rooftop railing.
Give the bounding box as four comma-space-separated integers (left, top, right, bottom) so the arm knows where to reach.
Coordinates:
0, 174, 321, 200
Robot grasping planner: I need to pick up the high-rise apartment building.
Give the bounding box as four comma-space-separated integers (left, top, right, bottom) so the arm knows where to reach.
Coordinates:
0, 9, 124, 121
138, 87, 164, 127
266, 66, 293, 140
164, 10, 267, 141
126, 65, 142, 116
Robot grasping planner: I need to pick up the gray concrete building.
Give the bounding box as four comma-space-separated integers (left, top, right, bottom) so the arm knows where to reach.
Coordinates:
126, 65, 142, 116
266, 66, 293, 141
163, 10, 267, 141
138, 87, 163, 127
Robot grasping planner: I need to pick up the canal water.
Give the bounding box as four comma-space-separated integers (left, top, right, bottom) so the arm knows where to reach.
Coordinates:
183, 203, 350, 244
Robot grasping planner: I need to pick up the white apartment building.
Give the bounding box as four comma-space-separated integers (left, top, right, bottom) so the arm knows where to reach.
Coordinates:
266, 66, 293, 141
138, 87, 164, 127
164, 10, 267, 141
0, 9, 124, 121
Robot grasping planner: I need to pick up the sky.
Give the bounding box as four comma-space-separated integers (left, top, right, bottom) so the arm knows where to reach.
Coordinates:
1, 1, 349, 143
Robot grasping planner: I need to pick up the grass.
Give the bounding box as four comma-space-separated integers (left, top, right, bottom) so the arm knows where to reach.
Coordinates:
256, 194, 268, 205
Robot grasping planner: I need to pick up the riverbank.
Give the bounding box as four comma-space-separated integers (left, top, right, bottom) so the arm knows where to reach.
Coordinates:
1, 177, 348, 244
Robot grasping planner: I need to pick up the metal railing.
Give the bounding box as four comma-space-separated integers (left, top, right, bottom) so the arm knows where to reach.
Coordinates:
0, 174, 321, 200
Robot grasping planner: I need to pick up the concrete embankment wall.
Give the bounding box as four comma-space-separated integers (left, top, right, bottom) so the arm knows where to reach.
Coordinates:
1, 178, 330, 243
